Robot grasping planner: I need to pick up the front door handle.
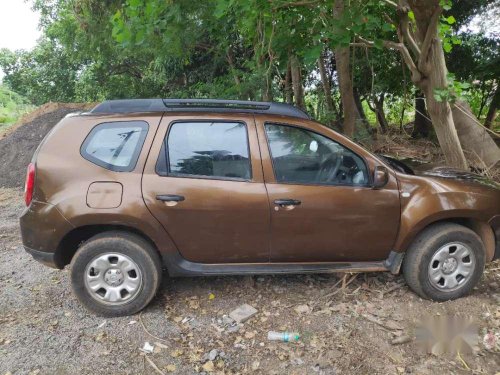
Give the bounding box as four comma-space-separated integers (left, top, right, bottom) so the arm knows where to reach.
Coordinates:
156, 194, 185, 202
274, 199, 301, 207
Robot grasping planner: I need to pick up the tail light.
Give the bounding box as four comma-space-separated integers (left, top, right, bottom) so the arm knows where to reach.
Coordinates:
24, 163, 35, 206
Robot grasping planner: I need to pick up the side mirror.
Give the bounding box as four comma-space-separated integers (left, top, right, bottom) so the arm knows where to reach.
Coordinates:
373, 166, 389, 189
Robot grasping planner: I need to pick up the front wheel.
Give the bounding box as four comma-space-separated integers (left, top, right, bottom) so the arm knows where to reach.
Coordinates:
70, 231, 162, 317
402, 223, 485, 301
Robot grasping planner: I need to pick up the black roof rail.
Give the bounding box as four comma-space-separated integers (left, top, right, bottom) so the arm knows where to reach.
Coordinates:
89, 99, 310, 119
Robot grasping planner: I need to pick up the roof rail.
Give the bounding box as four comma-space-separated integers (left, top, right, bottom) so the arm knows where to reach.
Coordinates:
89, 99, 310, 119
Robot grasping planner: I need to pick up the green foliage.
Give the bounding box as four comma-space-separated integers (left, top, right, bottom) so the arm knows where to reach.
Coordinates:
0, 84, 34, 131
0, 0, 495, 135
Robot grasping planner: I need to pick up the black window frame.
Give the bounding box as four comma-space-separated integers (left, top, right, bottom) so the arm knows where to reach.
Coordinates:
156, 120, 253, 182
264, 122, 372, 187
80, 120, 149, 172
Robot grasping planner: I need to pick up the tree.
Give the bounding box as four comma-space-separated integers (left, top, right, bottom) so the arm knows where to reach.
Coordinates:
348, 0, 499, 168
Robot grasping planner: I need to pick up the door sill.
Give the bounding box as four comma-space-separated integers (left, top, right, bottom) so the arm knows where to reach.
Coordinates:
164, 252, 390, 277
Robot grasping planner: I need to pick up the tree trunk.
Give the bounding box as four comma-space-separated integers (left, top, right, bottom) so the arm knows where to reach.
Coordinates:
374, 93, 388, 134
333, 0, 356, 137
317, 53, 337, 115
452, 100, 500, 167
421, 55, 467, 169
412, 91, 432, 138
485, 83, 499, 129
353, 89, 372, 135
290, 55, 305, 109
284, 59, 293, 104
409, 1, 467, 169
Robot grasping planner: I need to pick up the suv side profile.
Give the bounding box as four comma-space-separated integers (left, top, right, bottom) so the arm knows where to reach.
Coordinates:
20, 99, 500, 317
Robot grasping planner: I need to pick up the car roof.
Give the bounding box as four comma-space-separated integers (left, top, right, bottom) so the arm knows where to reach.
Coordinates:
89, 99, 311, 120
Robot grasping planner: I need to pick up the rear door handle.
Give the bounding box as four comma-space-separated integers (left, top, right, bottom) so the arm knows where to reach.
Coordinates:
156, 194, 185, 202
274, 199, 301, 207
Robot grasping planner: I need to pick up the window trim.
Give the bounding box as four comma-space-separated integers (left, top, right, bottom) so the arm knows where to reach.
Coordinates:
264, 122, 372, 188
80, 120, 149, 172
155, 120, 253, 182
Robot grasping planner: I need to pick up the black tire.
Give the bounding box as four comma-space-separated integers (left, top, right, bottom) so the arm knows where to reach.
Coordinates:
402, 223, 485, 301
70, 231, 162, 317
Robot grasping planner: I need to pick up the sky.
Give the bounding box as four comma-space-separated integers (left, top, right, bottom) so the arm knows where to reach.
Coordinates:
0, 0, 41, 79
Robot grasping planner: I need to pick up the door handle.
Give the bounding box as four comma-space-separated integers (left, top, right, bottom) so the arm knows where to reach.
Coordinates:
274, 199, 301, 207
156, 194, 185, 202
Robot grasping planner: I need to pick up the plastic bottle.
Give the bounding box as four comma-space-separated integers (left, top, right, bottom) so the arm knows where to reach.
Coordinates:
267, 331, 300, 342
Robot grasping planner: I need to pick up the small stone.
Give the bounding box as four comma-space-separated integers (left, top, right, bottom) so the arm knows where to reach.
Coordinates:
141, 342, 154, 354
229, 304, 258, 323
208, 349, 218, 361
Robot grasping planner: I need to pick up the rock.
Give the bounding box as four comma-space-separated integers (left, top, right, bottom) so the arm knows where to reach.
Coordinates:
141, 342, 154, 354
208, 349, 218, 361
229, 304, 258, 323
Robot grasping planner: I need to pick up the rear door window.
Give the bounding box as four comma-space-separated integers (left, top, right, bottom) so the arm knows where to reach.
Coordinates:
156, 121, 251, 180
81, 121, 148, 172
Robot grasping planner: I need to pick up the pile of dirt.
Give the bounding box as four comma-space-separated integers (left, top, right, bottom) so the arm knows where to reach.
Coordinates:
0, 103, 93, 189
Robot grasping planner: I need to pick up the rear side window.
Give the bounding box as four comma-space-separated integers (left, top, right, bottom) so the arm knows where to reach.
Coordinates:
81, 121, 148, 172
156, 121, 251, 180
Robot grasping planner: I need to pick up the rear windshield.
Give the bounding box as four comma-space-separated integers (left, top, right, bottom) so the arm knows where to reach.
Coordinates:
81, 121, 148, 172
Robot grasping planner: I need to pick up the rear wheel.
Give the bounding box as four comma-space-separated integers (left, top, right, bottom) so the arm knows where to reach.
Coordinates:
70, 231, 162, 317
402, 223, 485, 301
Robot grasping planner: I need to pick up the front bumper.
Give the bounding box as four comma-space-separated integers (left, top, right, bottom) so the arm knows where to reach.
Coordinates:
489, 215, 500, 260
24, 246, 58, 268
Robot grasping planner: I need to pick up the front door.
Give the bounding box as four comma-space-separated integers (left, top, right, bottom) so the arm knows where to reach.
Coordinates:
142, 115, 270, 263
257, 121, 400, 262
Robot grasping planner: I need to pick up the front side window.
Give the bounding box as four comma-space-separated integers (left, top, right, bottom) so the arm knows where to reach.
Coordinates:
156, 121, 251, 180
265, 123, 368, 186
81, 121, 148, 172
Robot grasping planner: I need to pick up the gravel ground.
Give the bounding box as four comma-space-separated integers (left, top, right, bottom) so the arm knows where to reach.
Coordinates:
0, 188, 499, 375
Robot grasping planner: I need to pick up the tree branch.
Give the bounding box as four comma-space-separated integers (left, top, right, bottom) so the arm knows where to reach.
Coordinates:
417, 5, 442, 71
399, 10, 420, 57
381, 0, 398, 7
353, 36, 421, 83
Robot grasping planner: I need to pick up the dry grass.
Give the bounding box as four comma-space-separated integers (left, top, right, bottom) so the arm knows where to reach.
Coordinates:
365, 132, 500, 182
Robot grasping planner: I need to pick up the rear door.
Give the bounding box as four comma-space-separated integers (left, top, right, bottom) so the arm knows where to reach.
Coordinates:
142, 114, 270, 263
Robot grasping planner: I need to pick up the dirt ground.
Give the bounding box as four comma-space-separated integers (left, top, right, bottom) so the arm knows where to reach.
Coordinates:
0, 103, 93, 189
0, 188, 499, 375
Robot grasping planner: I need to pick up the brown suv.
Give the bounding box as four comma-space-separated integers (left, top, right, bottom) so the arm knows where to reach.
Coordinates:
20, 99, 500, 316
